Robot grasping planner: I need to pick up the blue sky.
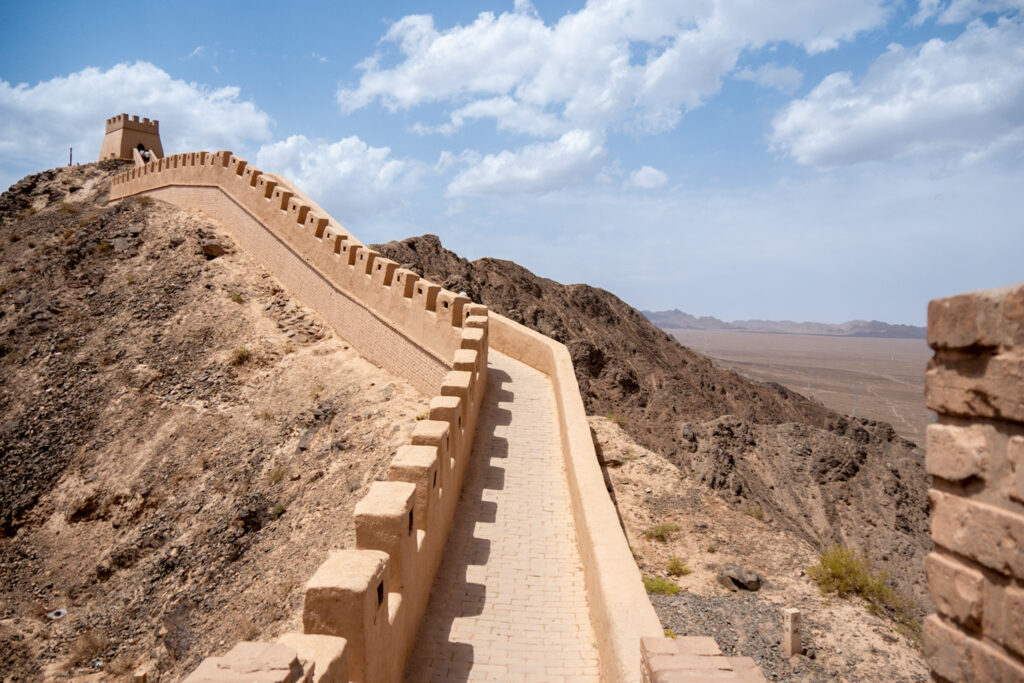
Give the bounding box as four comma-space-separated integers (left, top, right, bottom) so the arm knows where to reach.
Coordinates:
2, 1, 1022, 325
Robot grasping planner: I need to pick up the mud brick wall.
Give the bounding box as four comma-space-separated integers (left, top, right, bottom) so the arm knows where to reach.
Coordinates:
924, 283, 1024, 682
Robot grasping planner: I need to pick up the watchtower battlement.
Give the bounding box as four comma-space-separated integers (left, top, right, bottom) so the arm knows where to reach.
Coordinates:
99, 112, 163, 161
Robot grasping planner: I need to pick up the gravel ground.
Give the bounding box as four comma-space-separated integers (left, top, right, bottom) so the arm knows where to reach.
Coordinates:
652, 592, 928, 683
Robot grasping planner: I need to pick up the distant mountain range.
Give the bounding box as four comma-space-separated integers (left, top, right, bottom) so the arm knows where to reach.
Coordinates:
642, 309, 926, 339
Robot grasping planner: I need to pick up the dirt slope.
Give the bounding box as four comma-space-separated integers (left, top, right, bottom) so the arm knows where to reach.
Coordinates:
0, 164, 427, 681
373, 234, 933, 620
591, 416, 927, 682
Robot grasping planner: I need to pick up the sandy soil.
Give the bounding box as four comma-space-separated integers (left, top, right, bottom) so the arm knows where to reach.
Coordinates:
0, 165, 428, 681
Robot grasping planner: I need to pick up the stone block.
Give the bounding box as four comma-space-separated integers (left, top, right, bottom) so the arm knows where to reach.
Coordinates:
302, 550, 389, 680
354, 482, 417, 590
275, 633, 348, 683
1009, 436, 1024, 503
925, 552, 984, 629
927, 284, 1024, 351
930, 489, 1024, 579
983, 580, 1024, 659
183, 641, 307, 682
388, 445, 439, 531
924, 614, 1024, 683
926, 423, 989, 482
925, 351, 1024, 423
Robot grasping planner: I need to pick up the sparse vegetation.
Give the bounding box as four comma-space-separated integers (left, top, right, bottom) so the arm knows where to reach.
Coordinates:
643, 575, 680, 595
136, 195, 154, 206
745, 504, 765, 521
809, 545, 919, 637
58, 201, 80, 214
126, 275, 136, 284
606, 413, 628, 426
229, 347, 252, 366
270, 503, 286, 518
664, 629, 676, 639
229, 293, 245, 304
93, 241, 111, 254
310, 383, 326, 400
415, 412, 428, 420
67, 629, 108, 667
643, 523, 681, 542
706, 543, 718, 553
667, 556, 691, 576
267, 466, 288, 484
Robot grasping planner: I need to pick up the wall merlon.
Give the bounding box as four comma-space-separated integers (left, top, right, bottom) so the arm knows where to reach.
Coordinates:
370, 257, 398, 288
354, 482, 417, 592
275, 633, 349, 683
388, 445, 440, 532
412, 281, 440, 312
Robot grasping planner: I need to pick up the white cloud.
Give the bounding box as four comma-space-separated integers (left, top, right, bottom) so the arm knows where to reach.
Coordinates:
625, 165, 668, 189
914, 0, 1024, 24
0, 62, 271, 183
770, 17, 1024, 167
445, 129, 607, 197
256, 134, 420, 219
337, 1, 887, 139
735, 63, 803, 94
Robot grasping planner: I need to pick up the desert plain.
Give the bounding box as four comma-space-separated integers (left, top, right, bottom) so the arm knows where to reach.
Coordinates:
668, 329, 934, 446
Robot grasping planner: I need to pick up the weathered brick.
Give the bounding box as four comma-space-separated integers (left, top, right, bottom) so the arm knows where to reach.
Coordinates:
926, 423, 989, 482
925, 351, 1024, 423
983, 581, 1024, 659
930, 490, 1024, 579
925, 552, 984, 629
924, 615, 1024, 683
1009, 436, 1024, 504
928, 284, 1024, 351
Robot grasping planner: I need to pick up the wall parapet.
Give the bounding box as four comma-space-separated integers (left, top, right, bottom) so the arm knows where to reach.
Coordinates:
924, 283, 1024, 682
109, 154, 489, 682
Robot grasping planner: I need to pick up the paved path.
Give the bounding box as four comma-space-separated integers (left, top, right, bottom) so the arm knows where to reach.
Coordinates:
406, 350, 601, 682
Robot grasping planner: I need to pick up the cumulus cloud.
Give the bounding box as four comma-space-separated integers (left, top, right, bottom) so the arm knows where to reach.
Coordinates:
256, 135, 420, 219
625, 165, 668, 189
770, 17, 1024, 167
446, 129, 607, 197
0, 62, 271, 180
735, 63, 803, 94
338, 1, 887, 138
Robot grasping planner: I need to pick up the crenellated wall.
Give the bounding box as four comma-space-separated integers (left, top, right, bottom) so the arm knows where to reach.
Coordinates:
109, 152, 489, 682
923, 283, 1024, 682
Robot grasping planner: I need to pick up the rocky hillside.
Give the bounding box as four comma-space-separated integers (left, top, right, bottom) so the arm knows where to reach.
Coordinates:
0, 163, 427, 680
373, 234, 933, 618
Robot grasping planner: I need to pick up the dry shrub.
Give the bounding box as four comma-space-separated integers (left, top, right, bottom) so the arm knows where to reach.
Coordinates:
67, 629, 108, 667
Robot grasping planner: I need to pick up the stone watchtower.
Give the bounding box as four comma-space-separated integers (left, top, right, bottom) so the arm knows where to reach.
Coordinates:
98, 113, 163, 161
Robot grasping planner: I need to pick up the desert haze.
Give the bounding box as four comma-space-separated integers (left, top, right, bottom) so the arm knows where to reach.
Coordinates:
668, 329, 933, 446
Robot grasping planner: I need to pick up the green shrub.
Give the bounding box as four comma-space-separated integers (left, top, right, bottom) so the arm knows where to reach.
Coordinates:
643, 523, 681, 542
606, 413, 628, 426
643, 576, 680, 595
667, 557, 691, 576
267, 466, 288, 484
270, 503, 286, 518
745, 504, 765, 521
809, 545, 919, 637
229, 293, 245, 304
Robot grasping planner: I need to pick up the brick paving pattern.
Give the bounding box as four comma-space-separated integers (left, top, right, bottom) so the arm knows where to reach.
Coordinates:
406, 350, 601, 682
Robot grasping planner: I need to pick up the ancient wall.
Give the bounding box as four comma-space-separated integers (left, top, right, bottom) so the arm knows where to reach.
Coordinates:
923, 283, 1024, 682
110, 153, 489, 682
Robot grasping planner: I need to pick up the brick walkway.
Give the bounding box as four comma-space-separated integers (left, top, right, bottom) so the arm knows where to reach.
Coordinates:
405, 351, 601, 682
